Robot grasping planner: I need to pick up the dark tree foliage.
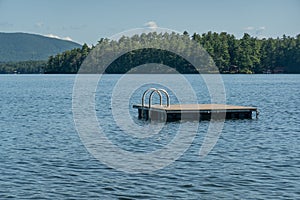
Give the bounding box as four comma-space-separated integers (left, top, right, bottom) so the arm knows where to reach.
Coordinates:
4, 32, 298, 74
45, 33, 213, 74
44, 43, 90, 74
106, 48, 197, 74
193, 32, 300, 73
0, 60, 46, 74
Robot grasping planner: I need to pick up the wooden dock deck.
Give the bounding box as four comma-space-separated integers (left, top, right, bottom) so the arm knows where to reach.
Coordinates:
133, 104, 258, 121
133, 88, 258, 122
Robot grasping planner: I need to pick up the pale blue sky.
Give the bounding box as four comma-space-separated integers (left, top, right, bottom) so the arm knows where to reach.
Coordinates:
0, 0, 299, 45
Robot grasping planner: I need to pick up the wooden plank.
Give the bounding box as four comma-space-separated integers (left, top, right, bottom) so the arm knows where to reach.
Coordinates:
133, 104, 257, 111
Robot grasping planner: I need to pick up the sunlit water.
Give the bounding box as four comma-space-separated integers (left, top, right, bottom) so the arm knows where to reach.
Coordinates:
0, 74, 299, 199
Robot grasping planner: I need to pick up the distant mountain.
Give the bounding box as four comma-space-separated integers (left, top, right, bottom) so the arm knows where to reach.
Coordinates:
0, 32, 82, 62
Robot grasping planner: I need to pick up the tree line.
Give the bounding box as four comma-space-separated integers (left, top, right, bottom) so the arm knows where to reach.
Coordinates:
191, 31, 300, 73
46, 31, 300, 74
0, 60, 46, 74
1, 31, 299, 74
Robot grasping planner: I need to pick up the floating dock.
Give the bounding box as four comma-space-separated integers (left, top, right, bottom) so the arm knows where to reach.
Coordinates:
133, 88, 258, 122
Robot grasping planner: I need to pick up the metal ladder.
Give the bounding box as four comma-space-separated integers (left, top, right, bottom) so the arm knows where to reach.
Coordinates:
141, 88, 170, 109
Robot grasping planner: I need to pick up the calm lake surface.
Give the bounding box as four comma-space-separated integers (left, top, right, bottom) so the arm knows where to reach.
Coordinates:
0, 74, 299, 199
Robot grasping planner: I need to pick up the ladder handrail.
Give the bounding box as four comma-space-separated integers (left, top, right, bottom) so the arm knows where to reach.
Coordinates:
156, 89, 170, 107
148, 88, 170, 108
142, 88, 162, 108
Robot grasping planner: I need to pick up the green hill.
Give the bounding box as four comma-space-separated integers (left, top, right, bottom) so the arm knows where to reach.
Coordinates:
0, 32, 82, 62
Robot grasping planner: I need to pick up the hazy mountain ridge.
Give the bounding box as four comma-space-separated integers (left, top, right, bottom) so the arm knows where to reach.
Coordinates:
0, 32, 82, 62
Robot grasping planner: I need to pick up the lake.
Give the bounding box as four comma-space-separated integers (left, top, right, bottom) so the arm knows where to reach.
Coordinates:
0, 74, 299, 199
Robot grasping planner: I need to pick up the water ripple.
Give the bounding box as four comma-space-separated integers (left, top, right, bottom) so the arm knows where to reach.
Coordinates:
0, 74, 299, 199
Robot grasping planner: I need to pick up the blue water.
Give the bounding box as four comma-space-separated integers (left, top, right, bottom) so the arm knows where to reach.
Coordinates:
0, 74, 299, 199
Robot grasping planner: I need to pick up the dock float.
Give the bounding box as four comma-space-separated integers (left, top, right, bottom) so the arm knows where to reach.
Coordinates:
133, 88, 258, 122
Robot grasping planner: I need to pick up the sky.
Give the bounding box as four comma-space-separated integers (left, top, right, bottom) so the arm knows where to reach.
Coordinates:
0, 0, 299, 45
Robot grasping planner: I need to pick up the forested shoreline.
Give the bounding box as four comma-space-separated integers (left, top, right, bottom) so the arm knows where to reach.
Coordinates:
1, 31, 299, 74
0, 60, 46, 74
